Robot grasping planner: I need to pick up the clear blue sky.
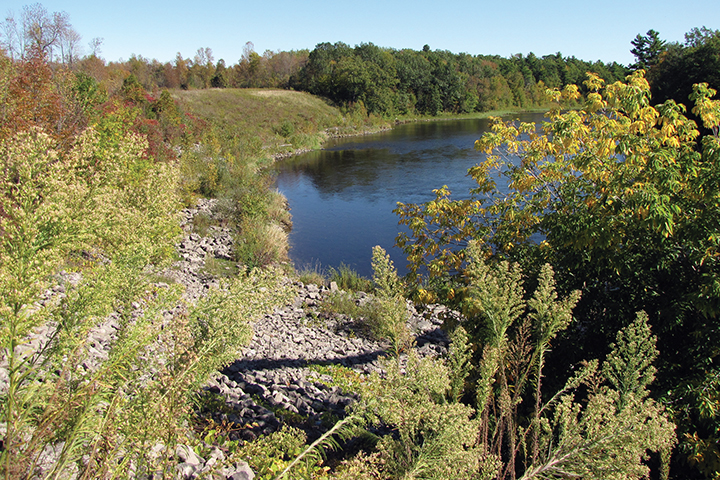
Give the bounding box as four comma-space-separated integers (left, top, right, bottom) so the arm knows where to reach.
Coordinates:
3, 0, 718, 66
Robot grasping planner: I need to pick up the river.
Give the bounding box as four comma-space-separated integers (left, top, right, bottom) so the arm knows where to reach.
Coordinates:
274, 112, 546, 278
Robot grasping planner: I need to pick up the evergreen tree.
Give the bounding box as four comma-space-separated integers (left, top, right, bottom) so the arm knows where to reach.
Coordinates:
631, 29, 667, 70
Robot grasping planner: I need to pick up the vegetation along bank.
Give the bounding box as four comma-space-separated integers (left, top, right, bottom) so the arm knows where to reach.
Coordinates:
3, 5, 720, 478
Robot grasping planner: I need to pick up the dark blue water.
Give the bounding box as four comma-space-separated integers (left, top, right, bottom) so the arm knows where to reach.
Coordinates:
275, 112, 546, 278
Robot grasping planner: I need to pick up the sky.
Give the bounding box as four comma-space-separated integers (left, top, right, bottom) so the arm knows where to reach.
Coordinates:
3, 0, 719, 66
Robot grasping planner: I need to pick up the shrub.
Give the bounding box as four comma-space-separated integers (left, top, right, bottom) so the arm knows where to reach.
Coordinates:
0, 117, 293, 477
275, 120, 295, 138
235, 219, 289, 270
0, 125, 183, 477
342, 245, 676, 480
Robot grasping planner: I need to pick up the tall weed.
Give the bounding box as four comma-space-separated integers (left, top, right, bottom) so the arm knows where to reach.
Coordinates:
0, 125, 294, 478
320, 247, 411, 355
328, 264, 373, 292
338, 245, 676, 479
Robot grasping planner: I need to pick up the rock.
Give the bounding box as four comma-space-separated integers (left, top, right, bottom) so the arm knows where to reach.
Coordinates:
227, 461, 255, 480
176, 462, 199, 479
175, 444, 204, 466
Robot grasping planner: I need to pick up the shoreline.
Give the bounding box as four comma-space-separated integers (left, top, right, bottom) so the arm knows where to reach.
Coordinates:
270, 106, 551, 163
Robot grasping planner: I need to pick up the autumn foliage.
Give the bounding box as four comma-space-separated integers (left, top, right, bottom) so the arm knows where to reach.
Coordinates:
396, 71, 720, 478
0, 47, 83, 147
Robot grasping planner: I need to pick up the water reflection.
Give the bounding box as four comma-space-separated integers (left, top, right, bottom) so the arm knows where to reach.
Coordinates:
275, 113, 546, 278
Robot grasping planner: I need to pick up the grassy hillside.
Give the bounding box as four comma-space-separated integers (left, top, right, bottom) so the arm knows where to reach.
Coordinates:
173, 88, 389, 158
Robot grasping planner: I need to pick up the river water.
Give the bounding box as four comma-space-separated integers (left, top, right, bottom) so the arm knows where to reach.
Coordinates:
274, 112, 546, 278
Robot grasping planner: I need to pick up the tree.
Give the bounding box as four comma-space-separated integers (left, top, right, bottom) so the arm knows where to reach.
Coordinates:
684, 26, 720, 48
192, 46, 215, 88
292, 41, 353, 97
174, 52, 189, 89
0, 3, 74, 61
631, 29, 667, 70
211, 59, 228, 88
88, 36, 102, 57
58, 24, 81, 65
396, 72, 720, 477
649, 27, 720, 114
0, 45, 84, 146
267, 49, 308, 88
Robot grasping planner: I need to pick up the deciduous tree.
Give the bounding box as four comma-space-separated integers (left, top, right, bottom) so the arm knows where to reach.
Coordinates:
396, 72, 720, 477
0, 3, 73, 61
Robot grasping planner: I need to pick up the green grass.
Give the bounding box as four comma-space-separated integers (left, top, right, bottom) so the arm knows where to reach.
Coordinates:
202, 256, 240, 278
328, 264, 373, 292
173, 89, 347, 157
190, 211, 219, 236
295, 260, 327, 286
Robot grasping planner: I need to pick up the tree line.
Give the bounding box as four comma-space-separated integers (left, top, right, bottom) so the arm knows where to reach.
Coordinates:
4, 4, 718, 124
291, 42, 628, 116
1, 4, 631, 118
107, 43, 628, 117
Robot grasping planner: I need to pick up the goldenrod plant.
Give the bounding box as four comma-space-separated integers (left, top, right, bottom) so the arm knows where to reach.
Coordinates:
0, 66, 294, 479
331, 242, 675, 480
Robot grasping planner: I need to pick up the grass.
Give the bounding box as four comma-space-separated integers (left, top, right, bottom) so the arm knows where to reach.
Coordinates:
174, 88, 548, 163
202, 256, 240, 278
295, 260, 327, 286
320, 290, 366, 320
328, 264, 373, 293
173, 88, 347, 157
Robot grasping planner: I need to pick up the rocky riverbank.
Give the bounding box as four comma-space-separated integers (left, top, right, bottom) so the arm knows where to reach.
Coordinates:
172, 199, 461, 479
203, 282, 456, 439
1, 198, 460, 480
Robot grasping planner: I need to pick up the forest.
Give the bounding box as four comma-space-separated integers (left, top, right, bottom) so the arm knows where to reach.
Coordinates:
3, 2, 720, 479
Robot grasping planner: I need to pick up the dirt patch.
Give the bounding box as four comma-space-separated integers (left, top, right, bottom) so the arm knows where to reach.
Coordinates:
249, 89, 300, 98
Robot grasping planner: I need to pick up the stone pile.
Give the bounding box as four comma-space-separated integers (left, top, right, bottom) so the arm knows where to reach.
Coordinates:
164, 198, 235, 303
198, 281, 459, 446
170, 444, 255, 480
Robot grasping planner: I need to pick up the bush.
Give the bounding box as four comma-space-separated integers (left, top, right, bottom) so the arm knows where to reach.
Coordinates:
234, 219, 289, 270
0, 99, 293, 477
